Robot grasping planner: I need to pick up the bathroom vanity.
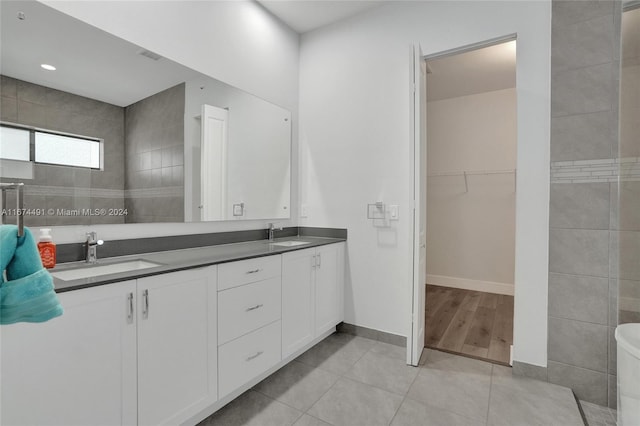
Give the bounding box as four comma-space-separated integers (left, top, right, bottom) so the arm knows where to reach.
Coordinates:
0, 237, 345, 426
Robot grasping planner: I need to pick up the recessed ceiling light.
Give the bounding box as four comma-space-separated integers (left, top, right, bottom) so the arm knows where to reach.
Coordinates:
41, 64, 56, 71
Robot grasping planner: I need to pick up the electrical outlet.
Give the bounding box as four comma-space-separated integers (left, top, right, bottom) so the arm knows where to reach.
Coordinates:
301, 204, 308, 218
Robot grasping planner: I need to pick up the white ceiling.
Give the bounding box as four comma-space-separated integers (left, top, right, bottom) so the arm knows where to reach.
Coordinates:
0, 1, 200, 107
426, 41, 517, 102
257, 0, 384, 34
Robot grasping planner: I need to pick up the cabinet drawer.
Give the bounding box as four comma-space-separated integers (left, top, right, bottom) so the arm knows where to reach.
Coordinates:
218, 277, 281, 345
218, 321, 281, 398
218, 256, 281, 291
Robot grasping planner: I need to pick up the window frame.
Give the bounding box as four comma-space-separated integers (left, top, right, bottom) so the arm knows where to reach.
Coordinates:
0, 122, 103, 170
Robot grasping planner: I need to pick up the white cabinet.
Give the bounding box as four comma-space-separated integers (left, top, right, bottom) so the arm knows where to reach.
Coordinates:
137, 267, 217, 426
1, 267, 217, 426
218, 276, 281, 345
1, 280, 138, 426
218, 320, 282, 397
218, 256, 280, 291
217, 256, 282, 398
281, 248, 316, 358
1, 242, 344, 426
314, 243, 344, 336
282, 242, 345, 358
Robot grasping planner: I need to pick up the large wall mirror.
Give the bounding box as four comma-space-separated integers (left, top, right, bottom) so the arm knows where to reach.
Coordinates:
0, 1, 291, 226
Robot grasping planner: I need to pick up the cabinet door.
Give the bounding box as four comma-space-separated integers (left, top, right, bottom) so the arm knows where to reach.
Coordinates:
281, 248, 315, 358
137, 267, 217, 426
1, 281, 137, 426
314, 243, 341, 336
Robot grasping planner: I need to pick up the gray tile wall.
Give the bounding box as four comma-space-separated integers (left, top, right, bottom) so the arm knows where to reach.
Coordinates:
124, 83, 185, 223
0, 75, 126, 226
547, 0, 621, 407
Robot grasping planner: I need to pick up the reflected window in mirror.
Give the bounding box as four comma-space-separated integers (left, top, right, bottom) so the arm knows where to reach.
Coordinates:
0, 123, 102, 169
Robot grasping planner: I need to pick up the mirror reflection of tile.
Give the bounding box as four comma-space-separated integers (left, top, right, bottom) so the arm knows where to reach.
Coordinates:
0, 2, 291, 226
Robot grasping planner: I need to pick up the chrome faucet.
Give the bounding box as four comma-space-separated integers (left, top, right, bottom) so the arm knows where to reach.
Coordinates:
86, 231, 104, 263
268, 223, 282, 242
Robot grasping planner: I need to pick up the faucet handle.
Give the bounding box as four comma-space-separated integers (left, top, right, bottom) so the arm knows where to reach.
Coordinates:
86, 232, 104, 245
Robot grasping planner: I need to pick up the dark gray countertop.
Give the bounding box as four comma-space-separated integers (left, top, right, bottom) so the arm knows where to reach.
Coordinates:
51, 236, 345, 293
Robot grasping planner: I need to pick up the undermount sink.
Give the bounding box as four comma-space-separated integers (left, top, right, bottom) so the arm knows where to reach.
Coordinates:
270, 240, 311, 247
51, 260, 162, 281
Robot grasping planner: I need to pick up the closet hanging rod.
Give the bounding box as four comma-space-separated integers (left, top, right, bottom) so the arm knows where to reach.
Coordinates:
0, 183, 25, 236
427, 169, 516, 177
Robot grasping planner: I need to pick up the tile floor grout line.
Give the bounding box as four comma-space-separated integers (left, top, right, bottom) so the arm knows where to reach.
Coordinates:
485, 364, 495, 426
402, 348, 493, 424
250, 387, 306, 417
341, 347, 420, 397
303, 377, 339, 425
386, 362, 423, 426
302, 337, 405, 425
340, 372, 416, 399
368, 341, 409, 362
290, 409, 306, 426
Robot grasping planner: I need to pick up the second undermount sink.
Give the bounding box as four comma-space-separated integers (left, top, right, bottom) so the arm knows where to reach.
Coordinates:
270, 240, 311, 247
51, 260, 162, 281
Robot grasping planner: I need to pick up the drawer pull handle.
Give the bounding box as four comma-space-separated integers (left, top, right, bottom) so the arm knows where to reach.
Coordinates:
246, 304, 264, 312
246, 351, 264, 362
246, 268, 261, 274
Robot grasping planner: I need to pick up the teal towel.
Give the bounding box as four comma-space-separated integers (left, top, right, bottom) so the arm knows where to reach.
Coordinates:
0, 225, 63, 325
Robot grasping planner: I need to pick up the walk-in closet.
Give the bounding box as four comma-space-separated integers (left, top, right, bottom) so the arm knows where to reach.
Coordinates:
424, 40, 517, 365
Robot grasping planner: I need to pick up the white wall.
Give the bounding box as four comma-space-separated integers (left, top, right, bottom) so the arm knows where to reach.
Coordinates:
38, 0, 300, 243
184, 77, 292, 222
299, 1, 551, 366
426, 88, 516, 294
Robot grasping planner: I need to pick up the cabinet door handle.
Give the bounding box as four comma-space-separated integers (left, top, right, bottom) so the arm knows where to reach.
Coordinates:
142, 289, 149, 319
246, 303, 264, 312
246, 268, 261, 274
127, 292, 134, 323
246, 351, 264, 362
317, 253, 321, 268
311, 255, 316, 269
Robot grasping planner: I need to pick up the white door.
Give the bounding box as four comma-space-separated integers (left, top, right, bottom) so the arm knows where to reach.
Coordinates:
201, 104, 228, 221
282, 248, 316, 358
314, 243, 339, 336
1, 281, 137, 426
137, 267, 217, 426
409, 45, 427, 366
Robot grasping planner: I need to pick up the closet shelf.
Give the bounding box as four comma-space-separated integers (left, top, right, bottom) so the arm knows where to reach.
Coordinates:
427, 169, 516, 193
427, 169, 516, 177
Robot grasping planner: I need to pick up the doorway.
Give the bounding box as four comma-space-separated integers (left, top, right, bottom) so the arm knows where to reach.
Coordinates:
423, 39, 517, 365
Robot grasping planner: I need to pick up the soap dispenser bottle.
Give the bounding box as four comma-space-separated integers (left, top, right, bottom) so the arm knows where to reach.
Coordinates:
38, 228, 56, 269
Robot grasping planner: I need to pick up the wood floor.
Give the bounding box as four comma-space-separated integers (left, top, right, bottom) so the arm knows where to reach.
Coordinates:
425, 284, 514, 364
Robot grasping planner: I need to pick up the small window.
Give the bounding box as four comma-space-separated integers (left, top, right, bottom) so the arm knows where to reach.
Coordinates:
35, 132, 101, 169
0, 126, 30, 161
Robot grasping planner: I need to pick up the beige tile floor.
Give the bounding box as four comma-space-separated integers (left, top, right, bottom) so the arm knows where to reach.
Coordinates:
199, 333, 585, 426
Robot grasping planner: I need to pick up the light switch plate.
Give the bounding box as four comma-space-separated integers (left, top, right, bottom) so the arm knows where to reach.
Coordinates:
389, 205, 399, 220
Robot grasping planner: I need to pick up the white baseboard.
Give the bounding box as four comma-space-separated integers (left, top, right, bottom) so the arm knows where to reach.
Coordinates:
426, 274, 514, 296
